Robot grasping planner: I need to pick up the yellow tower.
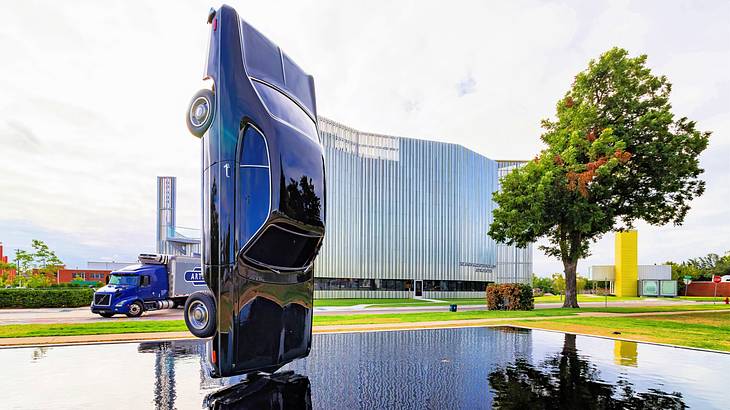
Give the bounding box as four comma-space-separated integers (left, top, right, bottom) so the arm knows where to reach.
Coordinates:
614, 230, 638, 297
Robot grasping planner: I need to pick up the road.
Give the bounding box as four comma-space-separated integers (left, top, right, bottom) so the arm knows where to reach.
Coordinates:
0, 299, 710, 325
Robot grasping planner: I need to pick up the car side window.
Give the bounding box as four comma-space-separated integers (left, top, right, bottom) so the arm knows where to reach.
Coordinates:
141, 275, 150, 287
238, 127, 271, 246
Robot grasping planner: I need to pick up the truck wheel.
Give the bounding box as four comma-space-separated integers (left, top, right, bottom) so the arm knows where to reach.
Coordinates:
126, 301, 144, 318
185, 291, 216, 338
186, 89, 215, 138
100, 312, 114, 318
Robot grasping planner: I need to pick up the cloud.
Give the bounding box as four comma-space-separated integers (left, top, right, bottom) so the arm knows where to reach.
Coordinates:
0, 0, 728, 275
457, 75, 477, 97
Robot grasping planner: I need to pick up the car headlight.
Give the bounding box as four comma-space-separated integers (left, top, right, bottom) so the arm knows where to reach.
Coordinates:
115, 301, 126, 307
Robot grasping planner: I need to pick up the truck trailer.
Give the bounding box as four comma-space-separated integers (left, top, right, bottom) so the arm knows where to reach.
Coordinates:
91, 254, 206, 318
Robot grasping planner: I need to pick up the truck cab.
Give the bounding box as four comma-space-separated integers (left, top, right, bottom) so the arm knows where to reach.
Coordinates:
91, 263, 169, 318
91, 254, 203, 318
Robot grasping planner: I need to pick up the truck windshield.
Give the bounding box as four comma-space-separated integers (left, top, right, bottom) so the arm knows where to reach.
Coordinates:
109, 275, 139, 286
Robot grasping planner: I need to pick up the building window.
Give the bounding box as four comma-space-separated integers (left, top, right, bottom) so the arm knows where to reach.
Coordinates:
314, 278, 414, 291
423, 280, 491, 292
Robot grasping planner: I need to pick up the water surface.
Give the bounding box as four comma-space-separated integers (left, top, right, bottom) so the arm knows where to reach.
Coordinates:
1, 327, 726, 409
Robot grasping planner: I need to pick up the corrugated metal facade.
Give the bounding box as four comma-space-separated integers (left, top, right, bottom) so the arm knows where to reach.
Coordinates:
314, 118, 532, 298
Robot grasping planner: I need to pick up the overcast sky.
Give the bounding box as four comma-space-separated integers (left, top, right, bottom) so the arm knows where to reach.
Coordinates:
0, 0, 728, 275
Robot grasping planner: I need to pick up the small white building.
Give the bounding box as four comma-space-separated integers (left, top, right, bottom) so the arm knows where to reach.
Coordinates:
589, 264, 674, 296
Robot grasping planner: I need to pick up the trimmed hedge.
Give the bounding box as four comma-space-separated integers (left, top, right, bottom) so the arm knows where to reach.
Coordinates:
486, 283, 534, 311
0, 288, 95, 308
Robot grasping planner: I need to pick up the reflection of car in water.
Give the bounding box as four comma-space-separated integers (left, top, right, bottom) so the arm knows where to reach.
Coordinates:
184, 5, 326, 378
204, 371, 311, 410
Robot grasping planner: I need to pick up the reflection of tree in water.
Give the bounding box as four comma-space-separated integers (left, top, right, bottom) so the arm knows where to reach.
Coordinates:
280, 175, 322, 226
31, 347, 49, 361
488, 334, 686, 409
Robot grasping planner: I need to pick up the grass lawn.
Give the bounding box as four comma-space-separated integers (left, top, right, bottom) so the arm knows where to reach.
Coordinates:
314, 298, 424, 307
0, 320, 187, 339
2, 304, 729, 340
511, 311, 730, 351
678, 296, 729, 303
534, 295, 649, 303
316, 294, 690, 308
312, 308, 581, 326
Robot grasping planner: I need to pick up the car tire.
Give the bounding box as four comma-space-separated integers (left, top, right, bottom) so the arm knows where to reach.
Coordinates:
126, 301, 144, 318
184, 290, 216, 338
186, 89, 215, 138
99, 312, 115, 318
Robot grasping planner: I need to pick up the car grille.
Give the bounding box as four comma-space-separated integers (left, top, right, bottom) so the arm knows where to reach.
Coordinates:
94, 293, 111, 306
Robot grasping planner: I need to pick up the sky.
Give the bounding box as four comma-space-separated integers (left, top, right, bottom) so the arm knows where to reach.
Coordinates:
0, 0, 728, 275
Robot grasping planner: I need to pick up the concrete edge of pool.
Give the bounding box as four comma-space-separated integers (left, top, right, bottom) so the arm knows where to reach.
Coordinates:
1, 319, 729, 356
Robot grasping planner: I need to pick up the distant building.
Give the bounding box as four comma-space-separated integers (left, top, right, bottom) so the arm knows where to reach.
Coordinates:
87, 260, 136, 271
157, 176, 200, 256
0, 242, 17, 281
589, 231, 676, 297
57, 268, 112, 284
313, 118, 532, 299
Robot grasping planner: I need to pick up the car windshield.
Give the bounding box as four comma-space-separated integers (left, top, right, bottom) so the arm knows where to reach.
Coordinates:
109, 274, 139, 286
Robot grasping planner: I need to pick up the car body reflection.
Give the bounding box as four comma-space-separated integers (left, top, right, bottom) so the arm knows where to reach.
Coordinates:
204, 371, 311, 410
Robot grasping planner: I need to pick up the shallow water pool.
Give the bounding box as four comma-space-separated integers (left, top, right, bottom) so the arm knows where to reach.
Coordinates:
1, 327, 727, 409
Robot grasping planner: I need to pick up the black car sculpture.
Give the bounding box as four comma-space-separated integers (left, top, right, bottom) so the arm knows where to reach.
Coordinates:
183, 5, 325, 378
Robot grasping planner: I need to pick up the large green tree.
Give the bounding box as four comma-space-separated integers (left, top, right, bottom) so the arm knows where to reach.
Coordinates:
489, 48, 710, 308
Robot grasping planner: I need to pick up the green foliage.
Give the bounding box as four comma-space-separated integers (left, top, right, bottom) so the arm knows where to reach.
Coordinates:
666, 251, 730, 292
24, 273, 53, 288
13, 249, 33, 276
489, 47, 710, 308
11, 240, 64, 286
486, 284, 535, 311
532, 275, 554, 294
551, 273, 566, 295
0, 288, 94, 308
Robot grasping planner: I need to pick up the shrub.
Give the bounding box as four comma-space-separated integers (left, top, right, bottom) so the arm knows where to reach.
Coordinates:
0, 288, 95, 308
486, 284, 534, 311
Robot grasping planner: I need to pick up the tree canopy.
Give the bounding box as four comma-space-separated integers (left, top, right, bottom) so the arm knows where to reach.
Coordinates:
489, 48, 710, 307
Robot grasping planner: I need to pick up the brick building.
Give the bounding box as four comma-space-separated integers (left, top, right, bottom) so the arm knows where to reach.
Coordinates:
0, 242, 17, 282
56, 268, 112, 284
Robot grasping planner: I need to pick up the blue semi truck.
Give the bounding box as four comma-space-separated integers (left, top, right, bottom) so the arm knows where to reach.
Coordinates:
91, 254, 206, 318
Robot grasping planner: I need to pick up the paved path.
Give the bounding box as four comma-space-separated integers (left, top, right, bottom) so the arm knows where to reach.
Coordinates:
1, 308, 727, 348
0, 299, 713, 325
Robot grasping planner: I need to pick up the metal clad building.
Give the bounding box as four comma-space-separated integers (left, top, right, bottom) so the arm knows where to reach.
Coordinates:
314, 118, 531, 298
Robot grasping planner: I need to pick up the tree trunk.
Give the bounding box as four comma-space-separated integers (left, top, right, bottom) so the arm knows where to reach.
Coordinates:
562, 257, 580, 308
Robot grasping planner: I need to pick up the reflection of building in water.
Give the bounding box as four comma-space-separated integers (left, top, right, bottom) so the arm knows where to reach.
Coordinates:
139, 340, 310, 410
139, 340, 223, 409
613, 340, 638, 367
285, 327, 532, 409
